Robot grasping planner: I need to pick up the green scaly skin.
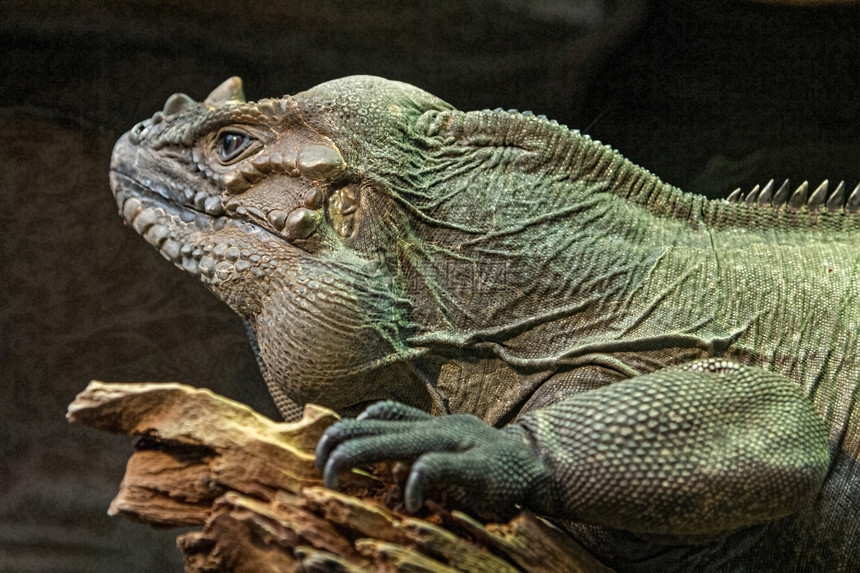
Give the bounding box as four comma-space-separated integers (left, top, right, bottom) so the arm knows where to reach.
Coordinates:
109, 76, 858, 572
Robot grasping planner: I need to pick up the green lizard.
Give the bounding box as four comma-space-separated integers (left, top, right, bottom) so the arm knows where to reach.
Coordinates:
109, 76, 858, 571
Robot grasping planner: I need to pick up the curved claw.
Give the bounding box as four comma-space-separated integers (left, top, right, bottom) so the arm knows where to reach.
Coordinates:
320, 429, 429, 491
313, 401, 549, 518
404, 459, 430, 513
316, 401, 436, 477
404, 451, 494, 513
314, 433, 337, 473
323, 456, 342, 490
314, 418, 429, 478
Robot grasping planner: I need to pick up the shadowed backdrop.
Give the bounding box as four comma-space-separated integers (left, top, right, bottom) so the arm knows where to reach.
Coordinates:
1, 1, 857, 570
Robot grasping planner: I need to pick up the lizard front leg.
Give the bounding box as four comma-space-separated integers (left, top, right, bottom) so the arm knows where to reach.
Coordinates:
316, 358, 829, 537
315, 401, 550, 520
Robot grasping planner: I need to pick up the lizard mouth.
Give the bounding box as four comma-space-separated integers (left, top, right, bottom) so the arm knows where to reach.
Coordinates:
110, 168, 335, 247
110, 169, 226, 232
109, 169, 287, 281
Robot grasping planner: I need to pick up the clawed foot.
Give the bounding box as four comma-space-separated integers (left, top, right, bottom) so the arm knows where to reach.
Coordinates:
315, 400, 548, 518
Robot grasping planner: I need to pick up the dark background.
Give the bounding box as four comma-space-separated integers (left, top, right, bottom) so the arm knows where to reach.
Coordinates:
1, 1, 857, 570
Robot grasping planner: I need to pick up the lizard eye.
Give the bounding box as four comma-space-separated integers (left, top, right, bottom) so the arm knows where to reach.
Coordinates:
215, 130, 253, 163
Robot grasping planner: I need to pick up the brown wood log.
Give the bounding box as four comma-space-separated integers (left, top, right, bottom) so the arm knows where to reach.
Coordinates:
67, 381, 613, 572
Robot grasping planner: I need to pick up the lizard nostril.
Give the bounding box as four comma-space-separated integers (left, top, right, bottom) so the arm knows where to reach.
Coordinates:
129, 121, 146, 144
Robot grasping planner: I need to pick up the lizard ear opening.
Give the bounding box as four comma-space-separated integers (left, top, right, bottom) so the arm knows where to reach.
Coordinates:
327, 184, 359, 239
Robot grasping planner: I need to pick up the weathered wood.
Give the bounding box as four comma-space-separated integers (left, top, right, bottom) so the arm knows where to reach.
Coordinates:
68, 381, 612, 572
452, 511, 615, 573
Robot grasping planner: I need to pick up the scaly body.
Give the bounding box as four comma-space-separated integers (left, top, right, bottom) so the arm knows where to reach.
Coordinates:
109, 76, 859, 571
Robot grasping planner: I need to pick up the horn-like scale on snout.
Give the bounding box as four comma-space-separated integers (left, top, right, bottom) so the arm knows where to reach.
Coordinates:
204, 76, 246, 108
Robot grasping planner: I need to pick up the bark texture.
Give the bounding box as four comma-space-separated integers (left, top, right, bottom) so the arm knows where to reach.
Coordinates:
67, 381, 611, 572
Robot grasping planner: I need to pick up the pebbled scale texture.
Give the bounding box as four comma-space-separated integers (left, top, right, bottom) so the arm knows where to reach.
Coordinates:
109, 76, 859, 573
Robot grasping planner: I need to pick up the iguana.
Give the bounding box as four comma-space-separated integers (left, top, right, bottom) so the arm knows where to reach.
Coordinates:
108, 76, 859, 572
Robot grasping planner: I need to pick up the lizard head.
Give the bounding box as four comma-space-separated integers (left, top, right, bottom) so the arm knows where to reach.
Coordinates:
111, 75, 674, 419
109, 76, 454, 413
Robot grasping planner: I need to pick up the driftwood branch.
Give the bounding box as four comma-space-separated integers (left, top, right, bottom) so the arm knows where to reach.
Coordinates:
67, 381, 612, 572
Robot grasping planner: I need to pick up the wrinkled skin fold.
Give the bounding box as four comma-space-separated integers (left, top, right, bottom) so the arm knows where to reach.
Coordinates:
110, 76, 859, 572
